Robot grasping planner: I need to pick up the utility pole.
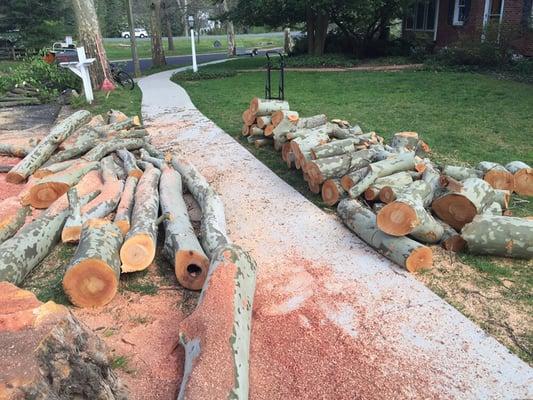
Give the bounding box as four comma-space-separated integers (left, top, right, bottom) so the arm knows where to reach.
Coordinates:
125, 0, 141, 77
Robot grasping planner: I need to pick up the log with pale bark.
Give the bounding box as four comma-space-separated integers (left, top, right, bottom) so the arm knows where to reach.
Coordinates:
116, 148, 143, 178
6, 110, 91, 183
311, 138, 358, 160
438, 220, 466, 252
120, 164, 161, 272
340, 167, 369, 191
0, 282, 127, 399
107, 109, 128, 124
477, 161, 514, 191
33, 159, 78, 178
290, 129, 330, 169
461, 215, 533, 258
83, 137, 146, 161
432, 177, 496, 230
142, 142, 165, 159
0, 143, 33, 158
160, 165, 209, 290
363, 171, 413, 201
20, 160, 100, 209
338, 199, 433, 272
0, 197, 30, 244
505, 161, 532, 196
390, 131, 419, 151
171, 157, 228, 258
62, 218, 123, 307
177, 244, 256, 400
256, 115, 271, 129
442, 165, 483, 181
296, 114, 328, 129
139, 147, 165, 168
249, 98, 289, 115
321, 178, 346, 206
59, 125, 101, 152
114, 175, 139, 235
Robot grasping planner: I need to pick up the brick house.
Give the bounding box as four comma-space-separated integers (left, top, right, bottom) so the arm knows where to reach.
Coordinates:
403, 0, 533, 56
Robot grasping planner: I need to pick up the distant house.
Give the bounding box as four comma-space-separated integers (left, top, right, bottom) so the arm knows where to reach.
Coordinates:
403, 0, 533, 56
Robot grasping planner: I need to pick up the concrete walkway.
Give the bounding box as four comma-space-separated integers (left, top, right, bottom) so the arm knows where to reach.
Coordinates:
138, 68, 532, 399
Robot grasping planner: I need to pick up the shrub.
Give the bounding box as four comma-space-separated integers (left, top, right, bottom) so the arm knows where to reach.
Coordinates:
285, 54, 359, 68
171, 69, 237, 82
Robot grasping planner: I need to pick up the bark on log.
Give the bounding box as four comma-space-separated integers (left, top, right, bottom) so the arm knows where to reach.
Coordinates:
249, 126, 264, 136
477, 161, 514, 191
21, 161, 100, 209
114, 175, 138, 235
59, 125, 101, 152
442, 165, 483, 181
340, 167, 369, 191
432, 177, 496, 230
254, 138, 272, 148
0, 283, 127, 399
177, 244, 256, 400
291, 129, 330, 169
461, 215, 533, 258
139, 148, 165, 169
338, 199, 432, 272
263, 124, 275, 137
390, 131, 419, 151
249, 98, 289, 115
505, 161, 532, 196
321, 178, 346, 206
160, 166, 209, 291
33, 159, 78, 178
171, 157, 229, 257
142, 142, 165, 159
0, 197, 30, 244
0, 143, 33, 158
120, 164, 161, 272
311, 138, 357, 160
256, 116, 271, 129
107, 109, 128, 124
438, 220, 466, 252
305, 154, 351, 185
83, 138, 146, 162
6, 110, 91, 183
116, 148, 143, 178
271, 110, 299, 127
46, 132, 99, 165
0, 190, 98, 285
63, 219, 123, 307
348, 152, 416, 198
271, 114, 299, 140
363, 171, 413, 201
286, 123, 335, 141
296, 114, 328, 129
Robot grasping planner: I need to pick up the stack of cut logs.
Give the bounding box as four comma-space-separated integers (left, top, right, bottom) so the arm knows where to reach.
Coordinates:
242, 98, 533, 271
0, 83, 41, 108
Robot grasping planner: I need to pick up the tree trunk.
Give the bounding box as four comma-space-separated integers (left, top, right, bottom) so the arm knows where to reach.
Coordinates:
116, 148, 143, 178
505, 161, 532, 196
114, 175, 139, 235
461, 215, 533, 258
477, 161, 514, 191
149, 0, 167, 66
6, 110, 91, 183
71, 0, 111, 88
177, 244, 256, 400
120, 164, 161, 272
432, 177, 496, 231
163, 1, 175, 51
0, 283, 127, 399
249, 98, 290, 116
296, 114, 328, 130
46, 128, 101, 165
313, 12, 328, 56
222, 0, 236, 56
321, 178, 346, 206
160, 166, 209, 290
171, 157, 229, 257
340, 167, 368, 191
337, 199, 433, 272
126, 0, 142, 77
0, 197, 30, 244
63, 218, 123, 307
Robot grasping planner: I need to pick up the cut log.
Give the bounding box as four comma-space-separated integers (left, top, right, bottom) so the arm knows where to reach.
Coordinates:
107, 109, 129, 124
0, 283, 127, 399
249, 126, 264, 136
160, 166, 209, 290
120, 164, 161, 272
477, 161, 514, 191
256, 116, 271, 129
177, 244, 256, 400
286, 123, 335, 141
113, 128, 148, 140
281, 142, 295, 168
99, 116, 142, 134
171, 157, 229, 257
114, 175, 139, 235
33, 159, 78, 178
311, 138, 357, 160
390, 131, 419, 151
442, 165, 483, 181
63, 219, 123, 307
305, 154, 351, 185
21, 160, 100, 209
483, 201, 503, 216
116, 148, 143, 178
241, 124, 250, 136
0, 197, 30, 244
6, 110, 91, 183
45, 131, 99, 165
492, 189, 511, 209
505, 161, 532, 196
271, 114, 299, 140
264, 124, 275, 136
139, 147, 166, 168
0, 190, 98, 285
377, 181, 444, 243
0, 143, 33, 158
254, 138, 272, 148
432, 177, 496, 230
338, 199, 432, 272
340, 167, 369, 191
271, 110, 299, 127
249, 98, 289, 115
348, 152, 416, 198
438, 220, 466, 252
242, 109, 256, 126
142, 142, 165, 159
291, 129, 330, 169
296, 114, 328, 129
59, 125, 101, 151
363, 171, 413, 201
83, 138, 146, 162
321, 179, 346, 206
461, 215, 533, 258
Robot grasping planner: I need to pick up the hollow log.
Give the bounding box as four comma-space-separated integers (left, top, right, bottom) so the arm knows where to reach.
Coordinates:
171, 157, 229, 257
0, 197, 30, 244
114, 175, 139, 235
0, 143, 33, 158
120, 164, 161, 272
256, 116, 271, 129
249, 98, 289, 115
338, 199, 432, 272
83, 138, 146, 162
348, 152, 416, 198
438, 220, 466, 252
461, 215, 533, 258
177, 244, 256, 400
505, 161, 532, 196
432, 177, 496, 231
116, 148, 143, 178
20, 161, 100, 209
477, 161, 514, 191
160, 166, 209, 290
321, 179, 346, 206
6, 110, 91, 183
0, 283, 127, 399
63, 219, 123, 307
442, 165, 483, 181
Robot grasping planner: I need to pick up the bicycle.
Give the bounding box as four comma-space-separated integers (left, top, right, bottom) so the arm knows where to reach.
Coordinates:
109, 62, 135, 90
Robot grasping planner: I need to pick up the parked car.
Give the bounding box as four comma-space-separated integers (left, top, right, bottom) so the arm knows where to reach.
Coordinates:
121, 28, 148, 39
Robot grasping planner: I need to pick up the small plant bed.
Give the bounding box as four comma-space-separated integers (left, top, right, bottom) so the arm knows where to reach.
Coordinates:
171, 69, 237, 82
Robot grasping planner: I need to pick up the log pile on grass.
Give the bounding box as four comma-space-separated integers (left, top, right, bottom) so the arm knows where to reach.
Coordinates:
241, 97, 533, 270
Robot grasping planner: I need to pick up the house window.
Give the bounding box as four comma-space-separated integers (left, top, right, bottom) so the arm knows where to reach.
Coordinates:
405, 0, 437, 31
453, 0, 467, 25
485, 0, 504, 25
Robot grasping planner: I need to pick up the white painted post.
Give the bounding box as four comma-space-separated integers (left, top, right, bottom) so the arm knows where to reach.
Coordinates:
190, 28, 198, 73
76, 47, 94, 104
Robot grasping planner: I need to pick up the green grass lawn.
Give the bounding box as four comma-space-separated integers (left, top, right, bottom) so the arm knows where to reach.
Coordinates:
0, 60, 23, 76
71, 86, 142, 119
104, 34, 284, 61
177, 67, 533, 364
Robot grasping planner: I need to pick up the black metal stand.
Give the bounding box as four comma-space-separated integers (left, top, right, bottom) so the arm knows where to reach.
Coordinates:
265, 51, 285, 100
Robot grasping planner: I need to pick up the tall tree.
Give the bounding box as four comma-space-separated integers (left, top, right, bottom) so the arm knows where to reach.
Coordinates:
162, 1, 175, 51
149, 0, 166, 66
71, 0, 112, 88
222, 0, 236, 56
125, 0, 142, 77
